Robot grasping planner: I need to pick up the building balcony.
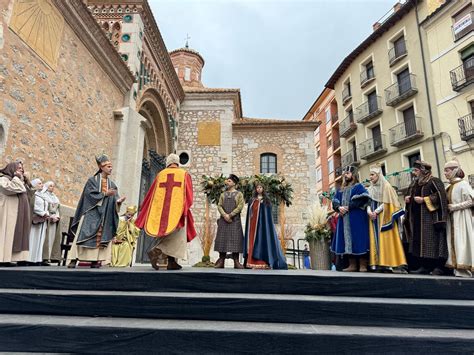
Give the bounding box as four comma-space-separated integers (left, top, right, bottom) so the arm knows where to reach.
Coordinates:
332, 113, 339, 125
458, 113, 474, 141
340, 114, 357, 138
342, 87, 352, 105
385, 74, 418, 106
388, 170, 413, 194
342, 150, 360, 167
360, 69, 375, 88
388, 40, 407, 67
355, 96, 383, 123
389, 116, 424, 147
450, 58, 474, 92
452, 12, 473, 42
359, 135, 387, 160
333, 136, 341, 151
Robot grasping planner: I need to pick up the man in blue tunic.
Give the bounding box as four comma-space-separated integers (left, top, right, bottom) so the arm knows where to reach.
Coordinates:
331, 166, 370, 272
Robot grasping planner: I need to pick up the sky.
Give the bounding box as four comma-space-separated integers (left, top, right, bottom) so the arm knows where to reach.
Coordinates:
150, 0, 396, 120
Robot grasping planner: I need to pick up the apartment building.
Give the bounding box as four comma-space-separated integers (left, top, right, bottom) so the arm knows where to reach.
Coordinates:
303, 88, 341, 197
325, 0, 444, 194
421, 0, 474, 185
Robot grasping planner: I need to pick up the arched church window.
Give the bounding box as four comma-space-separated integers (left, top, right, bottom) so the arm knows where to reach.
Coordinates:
184, 67, 191, 81
260, 153, 277, 174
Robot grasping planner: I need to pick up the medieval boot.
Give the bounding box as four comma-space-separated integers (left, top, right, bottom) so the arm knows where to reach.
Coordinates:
215, 253, 226, 269
167, 256, 182, 270
147, 248, 160, 270
359, 258, 368, 272
343, 257, 358, 272
67, 259, 77, 269
232, 253, 244, 269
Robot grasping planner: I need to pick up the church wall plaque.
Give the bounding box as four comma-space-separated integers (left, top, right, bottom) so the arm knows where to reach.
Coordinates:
197, 122, 221, 146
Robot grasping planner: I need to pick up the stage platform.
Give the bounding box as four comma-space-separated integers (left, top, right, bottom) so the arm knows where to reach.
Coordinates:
0, 267, 473, 353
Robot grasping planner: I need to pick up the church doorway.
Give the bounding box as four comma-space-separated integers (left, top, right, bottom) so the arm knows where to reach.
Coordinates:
136, 150, 166, 263
135, 88, 173, 263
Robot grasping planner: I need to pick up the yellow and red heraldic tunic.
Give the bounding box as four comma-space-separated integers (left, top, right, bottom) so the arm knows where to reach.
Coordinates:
135, 167, 196, 258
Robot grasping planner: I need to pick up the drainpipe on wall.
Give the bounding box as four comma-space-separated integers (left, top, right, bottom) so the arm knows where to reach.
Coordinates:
415, 0, 442, 178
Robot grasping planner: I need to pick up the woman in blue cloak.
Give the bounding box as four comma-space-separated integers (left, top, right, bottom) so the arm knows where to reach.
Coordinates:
244, 183, 288, 270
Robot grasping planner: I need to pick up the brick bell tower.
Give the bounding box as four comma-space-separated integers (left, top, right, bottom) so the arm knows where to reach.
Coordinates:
169, 41, 205, 89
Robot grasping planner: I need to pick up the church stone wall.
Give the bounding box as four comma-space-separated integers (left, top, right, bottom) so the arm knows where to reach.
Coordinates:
232, 128, 317, 242
177, 96, 235, 265
0, 9, 124, 207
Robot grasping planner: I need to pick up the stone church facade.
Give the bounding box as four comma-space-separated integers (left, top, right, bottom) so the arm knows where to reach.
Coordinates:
0, 0, 318, 265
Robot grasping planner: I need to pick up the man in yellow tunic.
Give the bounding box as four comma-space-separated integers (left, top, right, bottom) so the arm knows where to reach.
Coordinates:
111, 205, 140, 267
136, 154, 196, 270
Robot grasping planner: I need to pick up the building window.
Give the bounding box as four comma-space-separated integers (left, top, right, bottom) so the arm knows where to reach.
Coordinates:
407, 151, 421, 168
325, 108, 331, 125
316, 167, 322, 182
366, 61, 374, 79
367, 90, 378, 113
328, 158, 334, 174
452, 5, 473, 41
371, 124, 383, 150
260, 153, 277, 174
328, 138, 332, 148
184, 67, 191, 81
316, 147, 320, 158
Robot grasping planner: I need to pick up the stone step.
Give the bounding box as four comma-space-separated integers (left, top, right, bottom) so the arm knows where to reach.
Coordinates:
1, 315, 473, 353
0, 267, 473, 300
1, 289, 473, 330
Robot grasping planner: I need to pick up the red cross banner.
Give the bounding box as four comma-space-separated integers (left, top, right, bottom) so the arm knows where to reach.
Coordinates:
143, 168, 186, 237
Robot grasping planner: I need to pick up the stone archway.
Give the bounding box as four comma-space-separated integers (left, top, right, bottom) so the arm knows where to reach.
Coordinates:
137, 88, 173, 159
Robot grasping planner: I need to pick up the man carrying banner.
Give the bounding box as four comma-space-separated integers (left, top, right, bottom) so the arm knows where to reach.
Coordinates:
135, 154, 196, 270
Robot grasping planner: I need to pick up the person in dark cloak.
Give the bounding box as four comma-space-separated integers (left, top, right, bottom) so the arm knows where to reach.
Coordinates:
67, 154, 126, 268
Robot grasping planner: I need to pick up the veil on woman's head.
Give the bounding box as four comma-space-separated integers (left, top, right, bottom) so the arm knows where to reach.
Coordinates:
368, 165, 400, 207
41, 180, 60, 203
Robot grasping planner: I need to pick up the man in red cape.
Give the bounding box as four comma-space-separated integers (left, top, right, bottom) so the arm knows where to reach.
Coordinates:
135, 154, 196, 270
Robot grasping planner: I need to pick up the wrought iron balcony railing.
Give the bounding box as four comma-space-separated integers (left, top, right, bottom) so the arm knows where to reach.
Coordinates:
385, 74, 418, 106
355, 96, 383, 123
450, 57, 474, 92
360, 69, 375, 88
359, 135, 387, 160
388, 170, 414, 194
452, 12, 473, 42
333, 136, 341, 150
458, 113, 474, 141
388, 40, 407, 66
342, 86, 352, 105
389, 116, 424, 147
342, 149, 360, 167
340, 113, 357, 138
